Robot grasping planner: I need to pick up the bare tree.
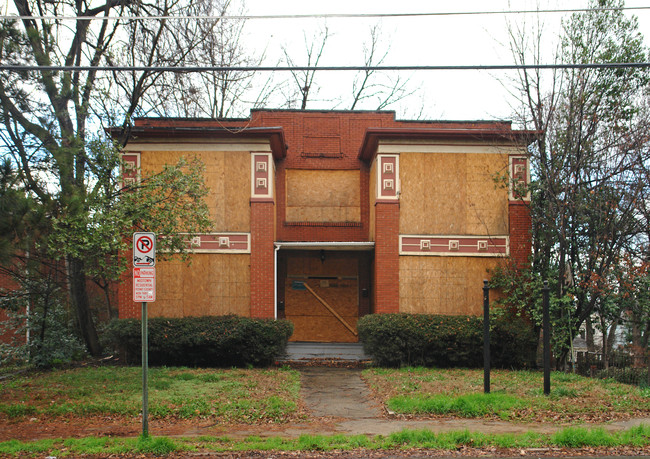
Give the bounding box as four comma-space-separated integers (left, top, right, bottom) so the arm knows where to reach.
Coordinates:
499, 0, 650, 367
0, 0, 213, 356
129, 0, 277, 119
350, 25, 415, 110
282, 26, 329, 110
101, 0, 214, 140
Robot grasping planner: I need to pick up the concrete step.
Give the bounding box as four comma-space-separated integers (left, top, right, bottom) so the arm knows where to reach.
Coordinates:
279, 342, 369, 362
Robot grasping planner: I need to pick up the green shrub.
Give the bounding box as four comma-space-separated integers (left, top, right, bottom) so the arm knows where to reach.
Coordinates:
106, 315, 293, 367
357, 313, 536, 368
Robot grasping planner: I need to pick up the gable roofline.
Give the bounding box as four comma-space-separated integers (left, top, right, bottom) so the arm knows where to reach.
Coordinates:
357, 127, 539, 162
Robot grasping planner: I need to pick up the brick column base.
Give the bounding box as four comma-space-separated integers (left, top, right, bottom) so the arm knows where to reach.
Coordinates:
250, 201, 275, 318
374, 202, 400, 313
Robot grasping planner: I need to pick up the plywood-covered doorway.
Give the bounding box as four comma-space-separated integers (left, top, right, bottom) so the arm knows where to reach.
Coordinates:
277, 250, 371, 343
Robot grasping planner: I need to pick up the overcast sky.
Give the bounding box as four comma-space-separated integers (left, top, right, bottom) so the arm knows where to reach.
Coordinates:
241, 0, 650, 122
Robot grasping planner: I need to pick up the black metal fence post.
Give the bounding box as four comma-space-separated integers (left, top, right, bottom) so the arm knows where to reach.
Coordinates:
483, 279, 490, 394
543, 280, 551, 395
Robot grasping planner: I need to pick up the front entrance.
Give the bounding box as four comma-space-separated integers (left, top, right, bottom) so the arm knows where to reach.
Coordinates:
277, 249, 371, 343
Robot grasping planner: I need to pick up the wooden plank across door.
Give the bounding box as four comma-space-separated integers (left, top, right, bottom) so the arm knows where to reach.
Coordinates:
301, 283, 358, 337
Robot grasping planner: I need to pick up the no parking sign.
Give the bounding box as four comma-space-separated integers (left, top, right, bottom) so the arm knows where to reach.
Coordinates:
133, 232, 156, 303
133, 232, 156, 267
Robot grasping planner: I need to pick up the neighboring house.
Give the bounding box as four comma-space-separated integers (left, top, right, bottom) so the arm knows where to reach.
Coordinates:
115, 110, 533, 343
573, 322, 629, 365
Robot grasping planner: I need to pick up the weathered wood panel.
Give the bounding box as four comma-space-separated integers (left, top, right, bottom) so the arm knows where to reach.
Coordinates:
141, 150, 251, 232
285, 170, 360, 222
399, 256, 503, 316
283, 252, 360, 342
399, 153, 508, 235
151, 254, 250, 318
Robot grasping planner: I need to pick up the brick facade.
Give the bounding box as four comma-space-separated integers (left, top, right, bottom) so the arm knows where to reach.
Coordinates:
118, 248, 139, 318
250, 201, 276, 318
374, 202, 400, 313
115, 110, 534, 338
508, 201, 532, 268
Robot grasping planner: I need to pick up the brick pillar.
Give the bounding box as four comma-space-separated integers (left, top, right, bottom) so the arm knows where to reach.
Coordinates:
250, 201, 275, 318
509, 201, 532, 268
374, 202, 400, 313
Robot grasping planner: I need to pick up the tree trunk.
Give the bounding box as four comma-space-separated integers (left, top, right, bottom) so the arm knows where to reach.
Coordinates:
606, 318, 619, 367
602, 322, 609, 370
586, 320, 595, 353
67, 256, 102, 356
630, 318, 645, 367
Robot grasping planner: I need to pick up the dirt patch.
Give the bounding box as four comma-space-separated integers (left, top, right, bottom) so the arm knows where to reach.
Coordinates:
0, 415, 339, 442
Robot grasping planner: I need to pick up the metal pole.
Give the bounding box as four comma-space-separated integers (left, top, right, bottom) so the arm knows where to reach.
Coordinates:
142, 301, 149, 437
483, 279, 490, 394
543, 281, 551, 395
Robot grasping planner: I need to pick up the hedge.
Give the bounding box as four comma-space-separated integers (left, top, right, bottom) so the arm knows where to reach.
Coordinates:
105, 315, 294, 367
357, 313, 537, 368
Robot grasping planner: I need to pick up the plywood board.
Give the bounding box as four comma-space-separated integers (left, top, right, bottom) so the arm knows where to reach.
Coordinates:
399, 256, 502, 316
287, 253, 358, 278
399, 153, 508, 236
285, 279, 358, 317
465, 153, 509, 234
288, 316, 359, 342
282, 252, 360, 342
285, 169, 360, 222
150, 254, 250, 319
141, 150, 251, 232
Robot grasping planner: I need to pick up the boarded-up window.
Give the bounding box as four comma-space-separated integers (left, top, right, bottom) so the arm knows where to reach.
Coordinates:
285, 170, 360, 222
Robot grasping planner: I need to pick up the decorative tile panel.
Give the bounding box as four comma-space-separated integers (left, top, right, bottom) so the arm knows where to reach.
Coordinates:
121, 153, 140, 186
377, 154, 399, 201
251, 152, 273, 201
400, 235, 509, 257
184, 233, 251, 253
509, 156, 531, 201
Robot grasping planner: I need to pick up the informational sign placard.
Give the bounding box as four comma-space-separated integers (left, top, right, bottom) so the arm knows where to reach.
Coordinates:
133, 232, 156, 267
133, 267, 156, 302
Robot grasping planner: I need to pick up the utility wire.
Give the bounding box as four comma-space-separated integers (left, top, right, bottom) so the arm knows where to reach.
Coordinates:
1, 63, 649, 72
1, 6, 649, 21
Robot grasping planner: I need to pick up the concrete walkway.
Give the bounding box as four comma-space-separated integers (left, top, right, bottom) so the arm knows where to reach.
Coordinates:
300, 367, 380, 419
213, 367, 650, 439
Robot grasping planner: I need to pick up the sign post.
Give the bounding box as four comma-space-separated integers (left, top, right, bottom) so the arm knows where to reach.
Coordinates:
543, 280, 551, 395
141, 299, 148, 437
133, 232, 156, 437
483, 280, 490, 394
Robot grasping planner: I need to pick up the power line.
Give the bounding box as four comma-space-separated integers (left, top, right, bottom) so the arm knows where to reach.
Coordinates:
1, 6, 649, 21
1, 63, 649, 72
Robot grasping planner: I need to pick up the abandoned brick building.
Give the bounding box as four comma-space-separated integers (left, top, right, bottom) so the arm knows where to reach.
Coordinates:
117, 110, 532, 343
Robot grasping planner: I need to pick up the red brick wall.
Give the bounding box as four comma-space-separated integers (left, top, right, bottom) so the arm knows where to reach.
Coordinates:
262, 112, 385, 243
117, 248, 139, 318
250, 201, 275, 318
0, 268, 24, 345
509, 202, 532, 268
374, 202, 400, 313
124, 112, 532, 320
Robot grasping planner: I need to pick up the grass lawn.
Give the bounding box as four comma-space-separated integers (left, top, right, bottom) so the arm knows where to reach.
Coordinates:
3, 425, 650, 456
0, 366, 301, 423
363, 367, 650, 422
